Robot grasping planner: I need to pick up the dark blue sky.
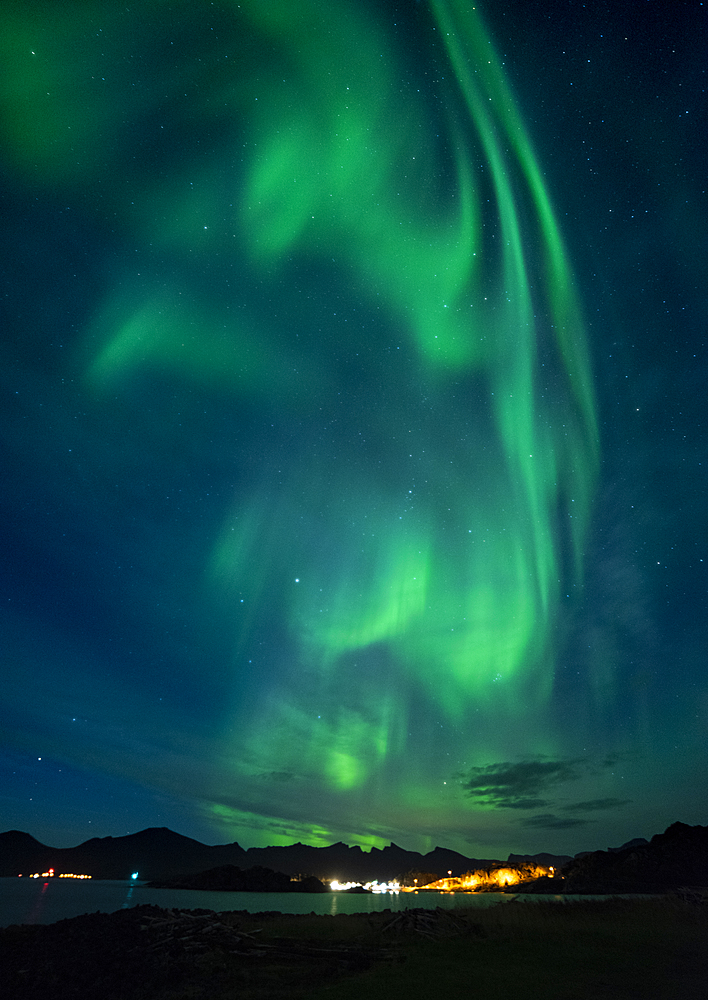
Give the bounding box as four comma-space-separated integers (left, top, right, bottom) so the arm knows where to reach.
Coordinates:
1, 0, 706, 857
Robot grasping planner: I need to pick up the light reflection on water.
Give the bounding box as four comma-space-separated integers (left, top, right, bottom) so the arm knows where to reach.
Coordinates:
1, 879, 645, 928
1, 878, 514, 927
120, 883, 135, 909
24, 879, 51, 925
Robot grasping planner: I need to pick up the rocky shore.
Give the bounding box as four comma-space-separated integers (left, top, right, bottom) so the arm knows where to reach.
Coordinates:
0, 903, 377, 1000
3, 895, 707, 1000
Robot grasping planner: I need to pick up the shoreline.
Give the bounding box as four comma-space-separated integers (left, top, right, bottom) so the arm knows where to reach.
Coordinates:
2, 895, 706, 999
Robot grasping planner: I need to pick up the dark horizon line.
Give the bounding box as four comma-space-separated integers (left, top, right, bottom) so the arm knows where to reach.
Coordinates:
3, 822, 625, 862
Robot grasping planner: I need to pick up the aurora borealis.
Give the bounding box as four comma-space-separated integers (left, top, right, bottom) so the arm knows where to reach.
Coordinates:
1, 0, 706, 857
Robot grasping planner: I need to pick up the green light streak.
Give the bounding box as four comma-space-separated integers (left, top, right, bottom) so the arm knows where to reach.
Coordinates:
85, 287, 326, 404
218, 0, 598, 790
204, 0, 598, 803
0, 0, 600, 845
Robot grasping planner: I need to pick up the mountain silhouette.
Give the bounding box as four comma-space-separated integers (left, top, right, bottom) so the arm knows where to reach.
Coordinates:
1, 827, 507, 882
4, 823, 702, 888
559, 822, 708, 893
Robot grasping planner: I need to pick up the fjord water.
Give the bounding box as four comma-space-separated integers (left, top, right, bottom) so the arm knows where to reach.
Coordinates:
0, 878, 521, 927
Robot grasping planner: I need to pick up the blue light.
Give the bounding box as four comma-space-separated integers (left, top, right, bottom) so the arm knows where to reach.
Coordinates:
131, 872, 139, 880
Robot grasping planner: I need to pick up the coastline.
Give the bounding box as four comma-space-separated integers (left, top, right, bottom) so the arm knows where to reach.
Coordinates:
2, 895, 706, 999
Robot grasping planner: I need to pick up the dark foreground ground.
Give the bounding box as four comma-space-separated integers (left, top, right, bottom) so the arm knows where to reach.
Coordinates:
2, 895, 707, 1000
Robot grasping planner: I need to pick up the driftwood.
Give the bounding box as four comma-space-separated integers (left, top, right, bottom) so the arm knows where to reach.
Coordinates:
380, 906, 485, 939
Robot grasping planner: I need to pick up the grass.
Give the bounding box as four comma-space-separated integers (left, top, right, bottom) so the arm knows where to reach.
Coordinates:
301, 897, 708, 1000
4, 896, 706, 999
150, 897, 707, 999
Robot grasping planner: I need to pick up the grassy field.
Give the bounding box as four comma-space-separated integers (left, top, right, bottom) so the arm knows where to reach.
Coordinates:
303, 897, 708, 1000
181, 896, 708, 1000
3, 896, 706, 999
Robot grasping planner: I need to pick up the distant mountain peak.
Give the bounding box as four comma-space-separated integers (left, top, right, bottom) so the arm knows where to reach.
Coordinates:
4, 822, 703, 887
0, 830, 46, 847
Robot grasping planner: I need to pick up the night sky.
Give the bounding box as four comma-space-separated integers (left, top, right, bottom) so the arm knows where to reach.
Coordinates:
1, 0, 706, 859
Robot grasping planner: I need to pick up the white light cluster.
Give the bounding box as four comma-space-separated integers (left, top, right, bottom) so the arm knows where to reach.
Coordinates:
329, 879, 400, 894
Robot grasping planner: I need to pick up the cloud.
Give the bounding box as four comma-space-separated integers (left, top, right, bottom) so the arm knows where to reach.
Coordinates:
503, 798, 550, 811
601, 753, 623, 768
459, 757, 586, 809
562, 798, 632, 813
600, 751, 637, 769
520, 813, 593, 829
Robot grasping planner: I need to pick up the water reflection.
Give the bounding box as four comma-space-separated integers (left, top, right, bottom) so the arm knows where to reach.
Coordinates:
25, 880, 50, 924
2, 878, 515, 927
121, 884, 135, 910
